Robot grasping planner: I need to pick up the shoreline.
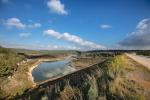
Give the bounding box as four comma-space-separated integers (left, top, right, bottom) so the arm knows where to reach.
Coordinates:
28, 60, 42, 86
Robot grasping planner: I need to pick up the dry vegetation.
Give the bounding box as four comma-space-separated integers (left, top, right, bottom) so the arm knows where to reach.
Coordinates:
0, 46, 149, 100
0, 59, 38, 99
71, 57, 103, 69
102, 55, 149, 100
0, 47, 25, 77
38, 54, 149, 100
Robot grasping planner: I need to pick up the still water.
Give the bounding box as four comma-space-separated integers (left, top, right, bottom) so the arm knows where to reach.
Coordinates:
32, 59, 76, 83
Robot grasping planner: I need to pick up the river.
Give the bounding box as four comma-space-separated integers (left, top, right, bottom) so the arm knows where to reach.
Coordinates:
32, 59, 76, 83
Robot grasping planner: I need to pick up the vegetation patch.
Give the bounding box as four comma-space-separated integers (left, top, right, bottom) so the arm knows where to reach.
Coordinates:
0, 47, 25, 77
103, 55, 145, 100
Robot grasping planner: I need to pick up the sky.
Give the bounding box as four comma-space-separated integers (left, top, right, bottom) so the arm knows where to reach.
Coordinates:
0, 0, 150, 50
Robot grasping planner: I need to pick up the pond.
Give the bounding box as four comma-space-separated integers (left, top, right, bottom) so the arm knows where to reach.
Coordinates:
32, 59, 76, 83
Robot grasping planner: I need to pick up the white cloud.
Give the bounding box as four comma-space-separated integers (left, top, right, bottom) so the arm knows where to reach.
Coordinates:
47, 0, 68, 15
118, 18, 150, 49
28, 23, 41, 28
43, 29, 106, 50
5, 18, 26, 29
100, 24, 112, 29
43, 29, 61, 38
19, 33, 31, 38
4, 18, 41, 29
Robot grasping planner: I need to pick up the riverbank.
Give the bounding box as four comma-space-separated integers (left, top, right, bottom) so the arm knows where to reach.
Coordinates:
28, 61, 40, 86
0, 57, 63, 99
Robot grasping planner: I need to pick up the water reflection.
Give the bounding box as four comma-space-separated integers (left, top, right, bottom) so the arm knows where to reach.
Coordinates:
32, 59, 76, 82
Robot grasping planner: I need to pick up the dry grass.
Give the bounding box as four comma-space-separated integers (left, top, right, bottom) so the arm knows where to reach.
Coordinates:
59, 84, 81, 100
86, 75, 99, 100
104, 54, 146, 99
0, 59, 37, 98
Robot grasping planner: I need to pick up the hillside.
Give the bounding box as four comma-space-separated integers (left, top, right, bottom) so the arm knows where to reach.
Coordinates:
0, 46, 25, 77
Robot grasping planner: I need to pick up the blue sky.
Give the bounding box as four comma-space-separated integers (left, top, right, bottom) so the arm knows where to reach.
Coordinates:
0, 0, 150, 50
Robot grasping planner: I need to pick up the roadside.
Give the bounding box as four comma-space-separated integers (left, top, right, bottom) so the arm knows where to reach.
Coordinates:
125, 54, 150, 100
125, 53, 150, 70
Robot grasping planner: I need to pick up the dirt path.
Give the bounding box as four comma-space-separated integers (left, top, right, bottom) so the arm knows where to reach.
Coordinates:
126, 53, 150, 70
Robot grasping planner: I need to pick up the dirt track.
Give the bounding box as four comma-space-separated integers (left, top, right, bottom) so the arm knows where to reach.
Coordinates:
126, 53, 150, 70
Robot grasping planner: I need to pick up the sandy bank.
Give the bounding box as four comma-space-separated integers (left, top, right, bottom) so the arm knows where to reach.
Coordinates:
28, 60, 42, 86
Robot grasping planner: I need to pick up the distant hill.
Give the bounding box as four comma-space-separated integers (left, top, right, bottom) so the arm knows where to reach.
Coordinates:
9, 48, 78, 55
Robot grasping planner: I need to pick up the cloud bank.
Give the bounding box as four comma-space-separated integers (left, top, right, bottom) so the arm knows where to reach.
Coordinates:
47, 0, 68, 15
43, 29, 106, 50
118, 18, 150, 49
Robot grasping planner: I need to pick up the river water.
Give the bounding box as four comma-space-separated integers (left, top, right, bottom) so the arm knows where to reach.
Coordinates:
32, 59, 76, 83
